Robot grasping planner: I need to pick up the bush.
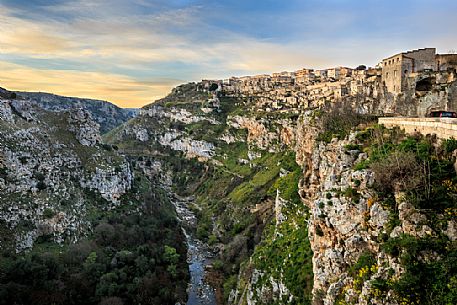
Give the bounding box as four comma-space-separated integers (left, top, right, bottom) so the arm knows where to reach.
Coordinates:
442, 138, 457, 154
370, 151, 422, 193
317, 102, 377, 143
209, 83, 219, 91
343, 187, 360, 203
42, 208, 55, 219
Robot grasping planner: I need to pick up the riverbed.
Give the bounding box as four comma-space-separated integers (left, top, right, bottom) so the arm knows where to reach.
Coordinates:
171, 194, 217, 305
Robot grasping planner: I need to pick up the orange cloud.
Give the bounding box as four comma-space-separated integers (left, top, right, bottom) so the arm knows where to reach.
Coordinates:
0, 61, 180, 108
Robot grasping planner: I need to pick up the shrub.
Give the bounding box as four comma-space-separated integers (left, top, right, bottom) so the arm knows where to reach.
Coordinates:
37, 181, 47, 190
343, 187, 360, 203
208, 83, 219, 91
370, 151, 422, 193
101, 144, 113, 151
344, 144, 361, 151
42, 208, 55, 219
442, 138, 457, 154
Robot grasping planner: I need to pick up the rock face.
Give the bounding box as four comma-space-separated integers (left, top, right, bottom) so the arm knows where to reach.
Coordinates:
16, 90, 137, 133
67, 108, 101, 146
297, 131, 450, 305
159, 131, 215, 159
0, 98, 132, 252
106, 72, 457, 305
301, 137, 383, 304
0, 100, 14, 123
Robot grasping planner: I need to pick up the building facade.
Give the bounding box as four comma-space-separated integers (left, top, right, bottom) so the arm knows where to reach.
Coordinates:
382, 48, 457, 94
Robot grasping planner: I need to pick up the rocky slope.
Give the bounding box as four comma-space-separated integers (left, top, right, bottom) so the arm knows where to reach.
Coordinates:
107, 69, 457, 305
0, 96, 188, 305
2, 65, 457, 305
0, 98, 132, 250
9, 88, 138, 133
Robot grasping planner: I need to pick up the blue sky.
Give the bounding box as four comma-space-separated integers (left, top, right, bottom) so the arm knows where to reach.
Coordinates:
1, 0, 456, 107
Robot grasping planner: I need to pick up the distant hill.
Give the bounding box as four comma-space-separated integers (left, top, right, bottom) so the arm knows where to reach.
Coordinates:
5, 89, 138, 133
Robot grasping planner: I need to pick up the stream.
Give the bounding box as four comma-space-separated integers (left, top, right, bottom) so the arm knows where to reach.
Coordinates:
171, 193, 217, 305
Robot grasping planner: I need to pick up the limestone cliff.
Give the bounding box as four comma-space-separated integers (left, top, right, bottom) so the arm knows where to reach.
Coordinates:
0, 98, 132, 252
106, 73, 457, 305
14, 89, 137, 133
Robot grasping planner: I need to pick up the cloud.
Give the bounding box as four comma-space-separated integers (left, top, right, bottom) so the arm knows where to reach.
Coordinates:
1, 0, 457, 107
0, 61, 182, 108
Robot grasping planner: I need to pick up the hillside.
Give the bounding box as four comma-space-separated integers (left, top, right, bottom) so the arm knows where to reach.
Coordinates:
0, 97, 188, 305
106, 65, 457, 305
0, 87, 138, 133
1, 59, 457, 305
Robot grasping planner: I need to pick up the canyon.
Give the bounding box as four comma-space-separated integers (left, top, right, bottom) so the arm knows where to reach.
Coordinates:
1, 49, 457, 305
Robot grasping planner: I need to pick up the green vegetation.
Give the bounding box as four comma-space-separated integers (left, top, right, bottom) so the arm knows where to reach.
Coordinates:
316, 102, 377, 143
0, 173, 188, 305
349, 125, 457, 305
380, 234, 457, 305
251, 206, 313, 304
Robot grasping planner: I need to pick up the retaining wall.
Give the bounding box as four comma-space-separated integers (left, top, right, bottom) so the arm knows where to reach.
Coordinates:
378, 117, 457, 139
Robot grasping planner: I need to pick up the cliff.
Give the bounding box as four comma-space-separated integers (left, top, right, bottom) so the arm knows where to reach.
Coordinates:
1, 63, 457, 305
0, 96, 188, 305
13, 89, 138, 133
106, 69, 457, 305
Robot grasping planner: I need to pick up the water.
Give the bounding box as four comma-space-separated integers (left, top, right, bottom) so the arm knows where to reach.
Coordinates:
170, 193, 217, 305
185, 230, 217, 305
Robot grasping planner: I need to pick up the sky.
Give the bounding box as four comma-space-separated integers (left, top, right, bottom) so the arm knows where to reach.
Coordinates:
1, 0, 457, 108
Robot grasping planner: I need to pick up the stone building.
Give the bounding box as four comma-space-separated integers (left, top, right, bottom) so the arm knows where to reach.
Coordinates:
382, 48, 436, 94
294, 68, 315, 84
327, 67, 340, 79
382, 48, 457, 94
436, 54, 457, 71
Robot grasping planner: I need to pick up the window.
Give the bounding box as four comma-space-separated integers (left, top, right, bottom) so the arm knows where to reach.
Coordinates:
394, 70, 397, 77
404, 69, 408, 75
386, 72, 389, 78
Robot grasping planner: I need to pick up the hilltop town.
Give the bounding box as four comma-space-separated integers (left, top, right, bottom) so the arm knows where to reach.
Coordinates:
198, 48, 457, 116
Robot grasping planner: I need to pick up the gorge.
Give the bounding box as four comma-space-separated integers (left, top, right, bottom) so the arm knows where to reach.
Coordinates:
1, 52, 457, 305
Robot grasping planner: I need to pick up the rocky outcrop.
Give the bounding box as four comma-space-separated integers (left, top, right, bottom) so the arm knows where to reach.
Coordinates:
229, 115, 296, 151
17, 90, 137, 133
0, 100, 14, 123
142, 105, 220, 125
81, 164, 133, 203
67, 108, 101, 146
0, 100, 133, 252
159, 130, 215, 159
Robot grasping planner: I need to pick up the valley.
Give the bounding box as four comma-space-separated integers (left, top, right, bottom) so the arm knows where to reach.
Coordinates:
1, 48, 457, 305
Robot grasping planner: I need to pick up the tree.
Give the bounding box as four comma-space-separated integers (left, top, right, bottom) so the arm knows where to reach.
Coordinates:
208, 83, 218, 91
94, 223, 115, 246
163, 246, 179, 264
356, 65, 367, 70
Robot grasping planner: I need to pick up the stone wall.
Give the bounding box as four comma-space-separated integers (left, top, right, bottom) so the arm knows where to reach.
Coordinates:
378, 117, 457, 139
405, 48, 437, 72
437, 54, 457, 71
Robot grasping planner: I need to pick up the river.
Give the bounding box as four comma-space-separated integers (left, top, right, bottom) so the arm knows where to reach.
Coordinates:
171, 193, 217, 305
